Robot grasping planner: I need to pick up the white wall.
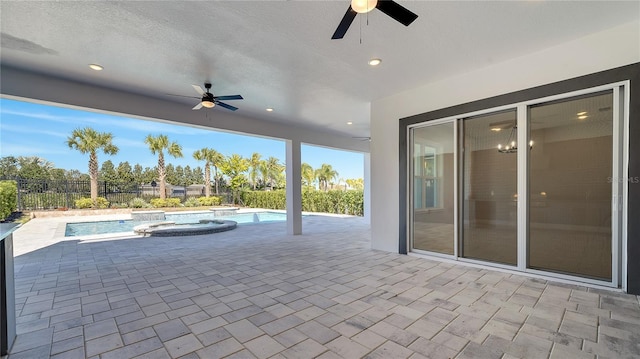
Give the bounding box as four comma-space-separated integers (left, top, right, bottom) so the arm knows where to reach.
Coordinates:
370, 21, 640, 252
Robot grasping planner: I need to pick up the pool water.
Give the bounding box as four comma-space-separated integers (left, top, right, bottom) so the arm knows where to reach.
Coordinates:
65, 211, 288, 237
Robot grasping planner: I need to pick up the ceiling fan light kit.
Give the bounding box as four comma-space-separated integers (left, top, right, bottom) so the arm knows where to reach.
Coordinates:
168, 82, 243, 111
351, 0, 378, 13
332, 0, 418, 39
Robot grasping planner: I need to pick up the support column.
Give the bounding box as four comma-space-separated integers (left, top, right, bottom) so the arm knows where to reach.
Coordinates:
286, 139, 302, 235
363, 152, 371, 225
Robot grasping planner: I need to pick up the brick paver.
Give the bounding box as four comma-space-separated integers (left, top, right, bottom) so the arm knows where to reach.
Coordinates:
7, 214, 640, 358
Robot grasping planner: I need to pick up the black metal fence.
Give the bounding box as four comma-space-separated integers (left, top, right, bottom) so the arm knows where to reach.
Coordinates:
4, 178, 232, 210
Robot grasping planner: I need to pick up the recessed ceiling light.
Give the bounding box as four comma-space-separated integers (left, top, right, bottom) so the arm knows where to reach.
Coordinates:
578, 115, 588, 120
266, 108, 274, 112
368, 58, 382, 66
577, 111, 587, 116
89, 64, 103, 71
347, 122, 353, 125
491, 128, 501, 132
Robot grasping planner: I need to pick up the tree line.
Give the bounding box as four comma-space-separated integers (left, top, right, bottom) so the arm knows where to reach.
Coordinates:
1, 127, 363, 205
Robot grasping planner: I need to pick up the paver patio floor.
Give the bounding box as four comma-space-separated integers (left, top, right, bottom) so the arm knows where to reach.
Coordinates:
5, 215, 640, 358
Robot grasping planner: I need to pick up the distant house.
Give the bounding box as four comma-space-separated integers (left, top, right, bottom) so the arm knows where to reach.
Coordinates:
186, 184, 206, 197
139, 183, 206, 197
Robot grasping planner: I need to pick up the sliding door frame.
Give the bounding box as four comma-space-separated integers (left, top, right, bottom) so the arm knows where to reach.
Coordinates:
407, 117, 458, 259
519, 81, 627, 288
407, 81, 629, 289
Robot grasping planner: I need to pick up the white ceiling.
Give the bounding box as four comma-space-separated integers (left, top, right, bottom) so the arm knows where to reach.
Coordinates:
1, 1, 638, 139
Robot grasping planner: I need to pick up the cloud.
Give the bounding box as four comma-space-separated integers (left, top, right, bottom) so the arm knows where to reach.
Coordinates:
113, 138, 148, 149
0, 109, 67, 122
0, 123, 67, 138
0, 107, 203, 136
1, 143, 68, 156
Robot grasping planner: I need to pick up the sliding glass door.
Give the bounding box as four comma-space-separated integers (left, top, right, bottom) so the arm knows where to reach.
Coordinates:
461, 110, 518, 265
408, 84, 625, 286
528, 91, 614, 280
411, 121, 455, 255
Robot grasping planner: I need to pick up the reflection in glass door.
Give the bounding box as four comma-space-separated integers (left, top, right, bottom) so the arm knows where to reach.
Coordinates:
461, 110, 518, 265
528, 92, 614, 280
411, 122, 455, 255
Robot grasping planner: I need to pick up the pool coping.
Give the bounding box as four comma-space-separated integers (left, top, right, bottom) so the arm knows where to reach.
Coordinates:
134, 220, 238, 237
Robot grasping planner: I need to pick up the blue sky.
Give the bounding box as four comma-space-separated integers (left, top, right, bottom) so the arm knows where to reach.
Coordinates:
0, 98, 364, 180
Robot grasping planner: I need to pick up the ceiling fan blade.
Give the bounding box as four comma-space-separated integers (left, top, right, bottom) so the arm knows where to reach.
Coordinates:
216, 101, 238, 111
214, 95, 243, 101
332, 6, 357, 39
166, 93, 199, 99
376, 0, 418, 26
192, 102, 203, 110
352, 136, 371, 142
192, 84, 206, 96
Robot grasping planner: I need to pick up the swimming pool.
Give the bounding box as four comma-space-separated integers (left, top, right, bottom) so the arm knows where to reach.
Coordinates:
65, 211, 288, 237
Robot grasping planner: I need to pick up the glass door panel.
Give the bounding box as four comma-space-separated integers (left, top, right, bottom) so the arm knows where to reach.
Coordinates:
461, 110, 518, 265
411, 122, 455, 255
528, 92, 613, 280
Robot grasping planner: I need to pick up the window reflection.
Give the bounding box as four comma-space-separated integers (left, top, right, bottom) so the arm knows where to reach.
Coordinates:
412, 123, 455, 255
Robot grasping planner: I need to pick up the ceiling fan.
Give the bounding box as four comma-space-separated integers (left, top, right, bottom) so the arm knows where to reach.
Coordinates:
170, 83, 243, 111
332, 0, 418, 40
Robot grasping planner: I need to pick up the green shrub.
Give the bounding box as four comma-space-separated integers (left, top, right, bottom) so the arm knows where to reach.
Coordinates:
75, 197, 110, 209
94, 197, 110, 209
183, 197, 200, 207
19, 192, 76, 210
241, 189, 364, 216
93, 197, 110, 209
129, 197, 151, 208
241, 190, 286, 210
150, 198, 182, 208
197, 196, 222, 206
75, 198, 94, 209
0, 181, 17, 221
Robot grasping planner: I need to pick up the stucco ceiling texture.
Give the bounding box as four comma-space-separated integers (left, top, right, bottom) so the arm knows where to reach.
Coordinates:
1, 1, 638, 138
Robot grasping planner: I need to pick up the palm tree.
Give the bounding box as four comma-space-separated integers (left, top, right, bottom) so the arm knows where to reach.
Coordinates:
193, 148, 219, 197
220, 154, 249, 204
346, 178, 364, 190
144, 134, 183, 199
209, 150, 224, 195
264, 156, 283, 191
249, 152, 262, 190
259, 160, 269, 190
66, 127, 118, 203
301, 163, 315, 189
315, 163, 338, 192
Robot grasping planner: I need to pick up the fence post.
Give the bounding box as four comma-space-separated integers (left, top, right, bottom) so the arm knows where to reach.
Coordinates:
65, 180, 70, 209
103, 181, 107, 198
16, 177, 22, 211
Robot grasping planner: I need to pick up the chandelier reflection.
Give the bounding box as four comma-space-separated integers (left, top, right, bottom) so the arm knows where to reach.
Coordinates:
497, 122, 533, 153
